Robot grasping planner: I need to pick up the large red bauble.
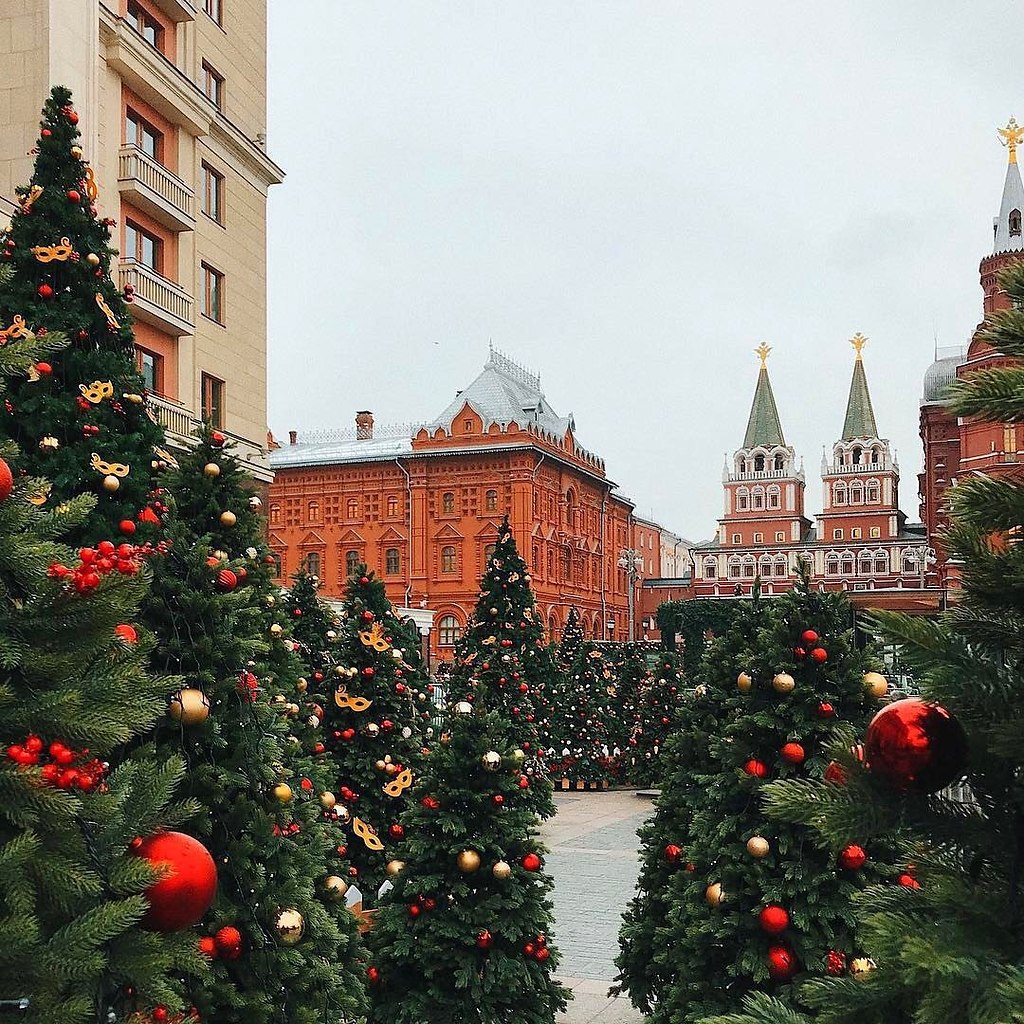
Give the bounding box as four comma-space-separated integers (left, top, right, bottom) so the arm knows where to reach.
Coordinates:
664, 843, 683, 864
37, 283, 54, 300
114, 624, 138, 644
801, 629, 819, 644
758, 904, 789, 934
810, 647, 828, 663
780, 742, 805, 765
67, 189, 81, 203
767, 944, 797, 980
743, 758, 768, 778
838, 843, 867, 870
521, 852, 542, 872
214, 925, 242, 959
817, 702, 835, 718
131, 831, 217, 931
864, 698, 968, 793
216, 568, 238, 591
210, 430, 226, 447
476, 929, 493, 949
198, 935, 217, 957
0, 458, 12, 502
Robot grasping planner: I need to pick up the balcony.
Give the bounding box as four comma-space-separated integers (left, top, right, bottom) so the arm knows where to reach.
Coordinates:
118, 146, 195, 232
119, 260, 194, 337
149, 0, 197, 20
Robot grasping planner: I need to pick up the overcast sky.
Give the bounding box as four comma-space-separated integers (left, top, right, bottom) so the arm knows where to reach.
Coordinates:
266, 2, 1020, 542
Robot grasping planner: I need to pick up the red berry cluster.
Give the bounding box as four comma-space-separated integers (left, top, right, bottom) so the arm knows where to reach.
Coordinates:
407, 892, 438, 917
271, 821, 301, 837
5, 735, 108, 791
523, 932, 550, 962
236, 671, 259, 702
48, 540, 160, 593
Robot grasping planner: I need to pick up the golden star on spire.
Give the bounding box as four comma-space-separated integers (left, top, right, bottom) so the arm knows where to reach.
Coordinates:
850, 333, 868, 360
755, 342, 772, 368
998, 116, 1024, 165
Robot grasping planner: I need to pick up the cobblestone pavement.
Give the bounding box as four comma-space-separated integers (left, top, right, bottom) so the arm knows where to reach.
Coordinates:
540, 789, 653, 1024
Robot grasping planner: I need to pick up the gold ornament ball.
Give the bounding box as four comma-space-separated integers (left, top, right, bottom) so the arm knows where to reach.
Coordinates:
693, 684, 707, 698
102, 474, 120, 493
386, 859, 405, 878
456, 849, 482, 873
271, 782, 293, 804
203, 462, 221, 477
285, 702, 300, 716
323, 875, 348, 902
266, 595, 276, 607
375, 759, 387, 771
737, 672, 753, 692
772, 672, 796, 694
850, 957, 876, 977
168, 687, 210, 726
454, 701, 473, 715
71, 145, 83, 158
492, 859, 512, 880
269, 624, 283, 636
220, 510, 236, 527
319, 791, 336, 809
274, 908, 304, 945
746, 836, 770, 858
864, 672, 888, 698
510, 748, 525, 764
85, 252, 100, 266
705, 882, 725, 906
296, 678, 308, 693
481, 750, 502, 772
326, 629, 337, 640
212, 549, 229, 562
335, 804, 352, 824
365, 723, 380, 738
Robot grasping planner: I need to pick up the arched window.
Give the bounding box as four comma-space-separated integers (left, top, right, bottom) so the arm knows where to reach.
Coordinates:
484, 543, 496, 566
532, 545, 539, 571
548, 614, 558, 640
387, 495, 398, 517
752, 487, 765, 510
754, 453, 765, 472
852, 446, 863, 465
841, 554, 855, 577
871, 447, 881, 464
347, 498, 358, 519
269, 503, 281, 525
736, 487, 749, 511
825, 554, 840, 576
902, 550, 918, 574
858, 552, 873, 575
305, 551, 321, 577
442, 492, 455, 514
739, 457, 748, 474
547, 550, 554, 578
704, 557, 717, 579
728, 557, 742, 579
565, 488, 575, 526
773, 452, 785, 471
308, 500, 319, 522
438, 614, 461, 647
270, 552, 282, 577
873, 553, 889, 575
833, 483, 847, 505
774, 556, 787, 576
850, 483, 863, 504
485, 489, 497, 512
759, 554, 774, 577
385, 548, 400, 575
767, 486, 780, 510
742, 555, 756, 578
561, 548, 571, 582
441, 546, 457, 573
1011, 208, 1022, 237
866, 482, 880, 503
532, 492, 538, 516
345, 549, 360, 577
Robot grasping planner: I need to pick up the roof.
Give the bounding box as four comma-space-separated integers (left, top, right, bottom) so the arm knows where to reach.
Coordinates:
742, 365, 786, 448
270, 434, 412, 469
921, 352, 965, 404
993, 156, 1024, 255
424, 346, 573, 437
841, 354, 879, 439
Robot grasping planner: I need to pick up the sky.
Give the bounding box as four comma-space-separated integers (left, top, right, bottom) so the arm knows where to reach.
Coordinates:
266, 1, 1022, 542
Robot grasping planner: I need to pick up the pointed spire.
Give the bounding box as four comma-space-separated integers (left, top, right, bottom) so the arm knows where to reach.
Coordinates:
742, 344, 785, 448
993, 117, 1024, 254
841, 334, 879, 440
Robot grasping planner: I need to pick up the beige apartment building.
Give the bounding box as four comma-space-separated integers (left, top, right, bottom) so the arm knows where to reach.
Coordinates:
0, 0, 282, 479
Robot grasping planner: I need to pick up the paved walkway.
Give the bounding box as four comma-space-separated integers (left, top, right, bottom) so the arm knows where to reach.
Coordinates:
540, 789, 652, 1024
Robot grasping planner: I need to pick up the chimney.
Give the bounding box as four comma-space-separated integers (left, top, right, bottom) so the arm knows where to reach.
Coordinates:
289, 430, 297, 445
356, 410, 374, 440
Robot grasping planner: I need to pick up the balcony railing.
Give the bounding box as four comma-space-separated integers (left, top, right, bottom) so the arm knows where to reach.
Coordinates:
119, 260, 194, 337
118, 145, 195, 231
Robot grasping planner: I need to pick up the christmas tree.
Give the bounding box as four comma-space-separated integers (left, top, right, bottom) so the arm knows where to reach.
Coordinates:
620, 583, 890, 1022
0, 87, 166, 542
322, 566, 432, 909
605, 642, 650, 783
556, 605, 585, 671
623, 651, 686, 786
285, 569, 341, 686
364, 525, 569, 1024
445, 518, 557, 811
729, 266, 1024, 1024
141, 427, 367, 1024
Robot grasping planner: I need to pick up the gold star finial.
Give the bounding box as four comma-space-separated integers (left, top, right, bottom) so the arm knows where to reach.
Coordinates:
998, 116, 1024, 165
850, 333, 868, 359
755, 342, 772, 369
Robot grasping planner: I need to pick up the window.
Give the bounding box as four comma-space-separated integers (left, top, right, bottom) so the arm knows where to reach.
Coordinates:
774, 453, 785, 471
1012, 209, 1022, 237
753, 532, 764, 543
851, 528, 861, 539
834, 484, 847, 505
532, 545, 539, 571
850, 484, 863, 504
269, 503, 280, 525
774, 557, 787, 576
826, 555, 840, 575
767, 487, 780, 510
137, 348, 161, 393
484, 543, 497, 566
561, 548, 571, 582
201, 263, 224, 323
385, 548, 400, 575
852, 446, 863, 465
441, 546, 457, 573
731, 533, 741, 544
547, 551, 554, 578
704, 559, 716, 579
125, 109, 161, 160
775, 531, 785, 542
728, 559, 741, 579
438, 614, 460, 647
832, 528, 844, 540
463, 418, 473, 432
869, 526, 881, 539
345, 550, 360, 577
859, 553, 873, 575
485, 489, 497, 512
125, 221, 161, 271
200, 372, 224, 428
305, 551, 321, 578
269, 552, 282, 577
202, 61, 224, 109
752, 488, 765, 510
866, 482, 880, 503
874, 554, 889, 574
347, 499, 358, 519
736, 488, 749, 510
127, 2, 164, 48
754, 454, 765, 472
202, 162, 224, 223
742, 561, 755, 578
841, 555, 855, 577
387, 495, 398, 517
442, 492, 455, 514
307, 501, 319, 522
203, 0, 222, 26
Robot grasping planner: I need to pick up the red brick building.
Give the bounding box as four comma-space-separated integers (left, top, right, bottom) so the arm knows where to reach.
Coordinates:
920, 117, 1024, 575
268, 348, 669, 662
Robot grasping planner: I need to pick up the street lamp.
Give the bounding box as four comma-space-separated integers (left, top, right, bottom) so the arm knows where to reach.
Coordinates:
617, 548, 644, 642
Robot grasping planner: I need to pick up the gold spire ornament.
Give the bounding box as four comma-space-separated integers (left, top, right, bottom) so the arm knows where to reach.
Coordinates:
998, 116, 1024, 164
850, 333, 868, 360
755, 342, 772, 368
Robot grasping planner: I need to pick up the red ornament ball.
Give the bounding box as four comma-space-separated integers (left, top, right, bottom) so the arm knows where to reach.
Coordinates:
743, 758, 768, 778
817, 701, 835, 718
67, 189, 81, 203
793, 646, 806, 659
767, 944, 797, 980
0, 457, 12, 502
40, 128, 51, 137
114, 623, 138, 644
759, 904, 790, 934
897, 872, 921, 890
521, 852, 542, 872
388, 823, 405, 839
361, 610, 375, 623
210, 430, 226, 447
216, 569, 238, 591
810, 647, 828, 663
367, 966, 380, 985
37, 283, 54, 300
214, 925, 242, 959
476, 929, 493, 949
780, 742, 805, 765
824, 761, 847, 784
801, 629, 819, 644
152, 1009, 168, 1023
408, 903, 421, 918
359, 575, 370, 585
838, 844, 867, 870
198, 935, 217, 957
664, 843, 683, 864
864, 698, 968, 793
130, 831, 217, 931
826, 950, 847, 976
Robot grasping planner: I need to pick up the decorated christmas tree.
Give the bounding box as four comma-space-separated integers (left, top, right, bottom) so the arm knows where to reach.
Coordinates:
0, 87, 167, 542
621, 582, 891, 1023
285, 569, 341, 686
605, 642, 650, 782
445, 517, 557, 811
364, 526, 569, 1024
323, 566, 432, 909
141, 427, 367, 1024
727, 266, 1024, 1024
622, 651, 686, 786
555, 604, 585, 671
